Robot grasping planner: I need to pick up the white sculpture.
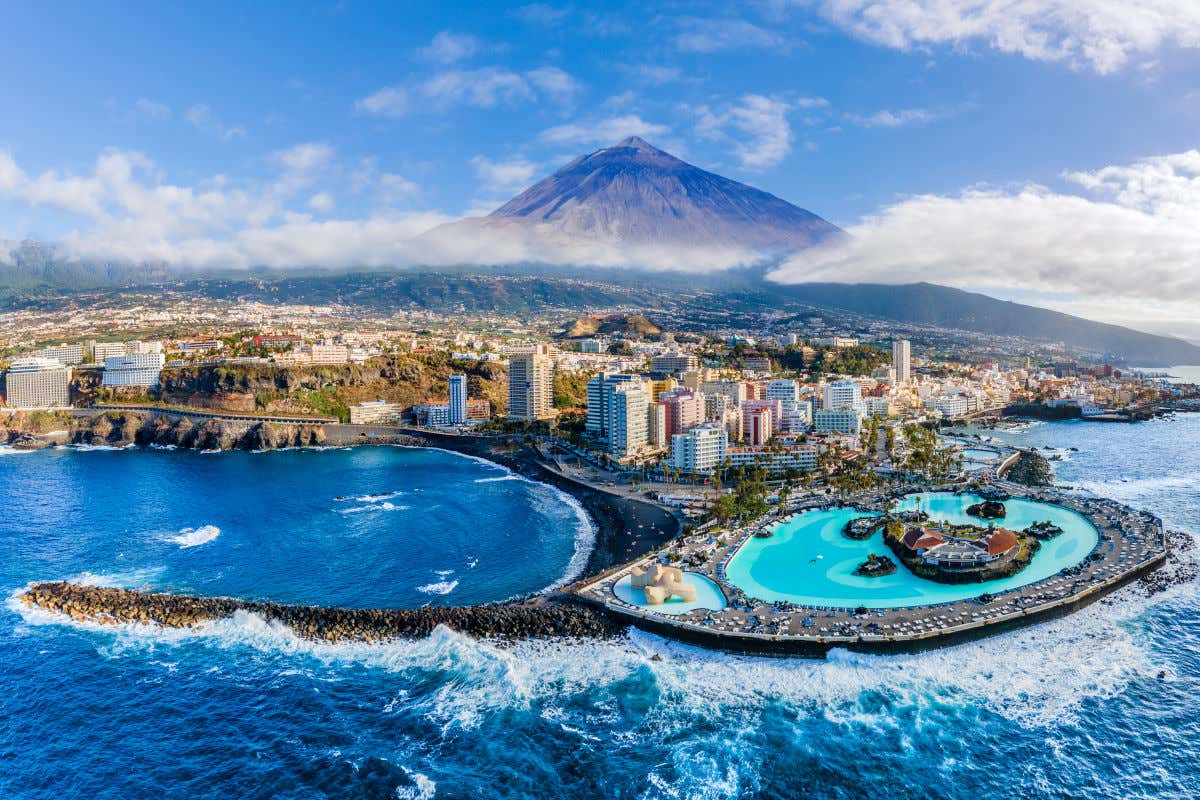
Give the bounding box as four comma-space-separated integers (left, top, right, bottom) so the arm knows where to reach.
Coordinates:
630, 564, 697, 605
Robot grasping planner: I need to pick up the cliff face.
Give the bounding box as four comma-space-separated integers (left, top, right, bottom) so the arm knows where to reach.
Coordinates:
157, 355, 508, 419
0, 410, 326, 451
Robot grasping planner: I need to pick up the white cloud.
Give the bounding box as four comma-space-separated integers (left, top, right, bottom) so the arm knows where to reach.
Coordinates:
184, 104, 246, 141
357, 65, 580, 117
471, 155, 540, 193
694, 95, 795, 169
411, 217, 764, 272
524, 66, 581, 99
272, 142, 335, 172
355, 86, 409, 117
134, 98, 171, 120
512, 4, 570, 26
806, 0, 1200, 74
306, 192, 334, 212
0, 144, 769, 273
675, 17, 789, 53
844, 107, 943, 127
417, 30, 481, 63
770, 149, 1200, 307
622, 64, 684, 85
378, 172, 420, 197
539, 114, 670, 147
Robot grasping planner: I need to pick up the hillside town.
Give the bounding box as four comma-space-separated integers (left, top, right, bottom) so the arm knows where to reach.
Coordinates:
1, 308, 1194, 487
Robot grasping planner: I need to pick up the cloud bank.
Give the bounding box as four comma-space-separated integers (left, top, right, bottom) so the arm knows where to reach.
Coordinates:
4, 141, 1200, 310
770, 149, 1200, 307
805, 0, 1200, 74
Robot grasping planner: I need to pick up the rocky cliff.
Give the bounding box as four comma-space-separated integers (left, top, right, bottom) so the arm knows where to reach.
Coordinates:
157, 355, 508, 419
0, 410, 327, 451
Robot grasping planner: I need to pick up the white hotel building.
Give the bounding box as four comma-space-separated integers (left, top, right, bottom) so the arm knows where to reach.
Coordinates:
102, 353, 166, 387
668, 423, 728, 475
4, 358, 71, 408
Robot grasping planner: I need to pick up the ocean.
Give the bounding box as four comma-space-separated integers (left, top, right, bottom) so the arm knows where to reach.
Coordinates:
3, 418, 1199, 799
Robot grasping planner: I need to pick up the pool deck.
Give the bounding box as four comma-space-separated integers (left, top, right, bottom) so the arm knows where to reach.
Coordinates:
568, 480, 1168, 655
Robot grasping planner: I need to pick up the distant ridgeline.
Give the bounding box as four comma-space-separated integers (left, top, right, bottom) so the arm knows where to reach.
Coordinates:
4, 259, 1200, 367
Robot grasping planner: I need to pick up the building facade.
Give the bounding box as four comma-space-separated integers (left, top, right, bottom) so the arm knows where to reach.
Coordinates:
668, 424, 728, 475
659, 388, 705, 439
448, 373, 467, 425
893, 339, 911, 383
824, 380, 864, 412
813, 408, 862, 435
35, 344, 84, 366
349, 400, 404, 425
507, 344, 556, 422
725, 444, 818, 473
5, 358, 71, 408
651, 353, 698, 374
608, 381, 649, 459
102, 353, 165, 387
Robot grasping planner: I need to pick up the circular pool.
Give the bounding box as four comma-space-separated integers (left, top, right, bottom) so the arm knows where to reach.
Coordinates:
612, 571, 728, 615
723, 492, 1100, 609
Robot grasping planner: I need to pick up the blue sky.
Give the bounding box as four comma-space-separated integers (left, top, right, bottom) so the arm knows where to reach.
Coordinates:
3, 1, 1200, 337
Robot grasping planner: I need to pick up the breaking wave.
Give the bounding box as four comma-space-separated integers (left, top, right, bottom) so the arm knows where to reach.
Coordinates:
416, 579, 459, 595
168, 525, 221, 548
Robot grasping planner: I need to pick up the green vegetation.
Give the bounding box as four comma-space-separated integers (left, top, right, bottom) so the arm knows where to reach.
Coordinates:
814, 345, 889, 376
901, 424, 962, 481
553, 369, 595, 409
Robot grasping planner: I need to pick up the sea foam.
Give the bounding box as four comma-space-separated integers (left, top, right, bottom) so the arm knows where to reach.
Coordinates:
169, 525, 221, 548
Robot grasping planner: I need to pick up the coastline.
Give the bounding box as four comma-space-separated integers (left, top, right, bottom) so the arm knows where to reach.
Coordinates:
319, 424, 682, 579
6, 418, 688, 647
6, 412, 1192, 658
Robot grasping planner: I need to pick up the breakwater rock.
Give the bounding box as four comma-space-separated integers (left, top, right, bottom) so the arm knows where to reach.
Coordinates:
1002, 449, 1055, 487
19, 582, 624, 643
1139, 530, 1199, 595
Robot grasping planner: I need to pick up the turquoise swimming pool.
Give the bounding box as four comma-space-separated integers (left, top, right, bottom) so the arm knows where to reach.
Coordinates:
612, 571, 728, 615
723, 492, 1100, 608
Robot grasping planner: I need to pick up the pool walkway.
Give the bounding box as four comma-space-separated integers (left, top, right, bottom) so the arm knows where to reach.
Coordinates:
568, 480, 1168, 654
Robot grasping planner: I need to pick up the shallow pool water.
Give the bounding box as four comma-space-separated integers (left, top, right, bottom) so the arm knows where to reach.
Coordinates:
612, 571, 727, 614
724, 492, 1100, 608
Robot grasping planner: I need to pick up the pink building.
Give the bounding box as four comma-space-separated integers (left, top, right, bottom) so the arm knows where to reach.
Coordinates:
740, 398, 782, 444
659, 389, 705, 439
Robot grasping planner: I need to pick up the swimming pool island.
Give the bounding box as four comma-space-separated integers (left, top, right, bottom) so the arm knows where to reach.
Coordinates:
570, 481, 1168, 655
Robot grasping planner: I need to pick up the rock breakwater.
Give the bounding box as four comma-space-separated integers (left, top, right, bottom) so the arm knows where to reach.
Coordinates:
19, 582, 624, 643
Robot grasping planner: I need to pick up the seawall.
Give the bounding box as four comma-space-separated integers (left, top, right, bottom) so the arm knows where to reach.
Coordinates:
20, 582, 624, 644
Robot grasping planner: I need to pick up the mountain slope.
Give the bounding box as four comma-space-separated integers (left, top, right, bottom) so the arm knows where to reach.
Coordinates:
420, 137, 843, 266
486, 136, 843, 251
775, 282, 1200, 365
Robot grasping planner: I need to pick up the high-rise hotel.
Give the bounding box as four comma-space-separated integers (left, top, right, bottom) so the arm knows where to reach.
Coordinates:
4, 358, 71, 408
893, 339, 911, 384
507, 344, 556, 422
